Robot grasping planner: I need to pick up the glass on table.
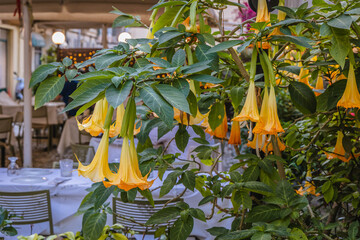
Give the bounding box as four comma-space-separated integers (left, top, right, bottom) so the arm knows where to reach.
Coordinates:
7, 157, 20, 176
59, 159, 73, 177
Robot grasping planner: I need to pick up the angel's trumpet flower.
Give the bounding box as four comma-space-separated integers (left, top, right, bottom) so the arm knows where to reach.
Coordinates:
337, 63, 360, 109
228, 121, 241, 145
326, 131, 359, 162
77, 98, 108, 136
232, 81, 260, 122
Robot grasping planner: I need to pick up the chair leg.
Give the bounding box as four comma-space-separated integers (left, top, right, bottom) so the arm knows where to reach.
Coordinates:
0, 146, 4, 167
17, 137, 23, 164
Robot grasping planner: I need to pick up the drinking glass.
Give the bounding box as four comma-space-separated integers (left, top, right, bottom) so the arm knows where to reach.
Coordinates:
59, 159, 73, 177
7, 157, 20, 176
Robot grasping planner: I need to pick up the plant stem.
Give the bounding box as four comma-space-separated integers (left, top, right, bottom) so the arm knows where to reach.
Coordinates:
271, 135, 286, 179
229, 48, 250, 82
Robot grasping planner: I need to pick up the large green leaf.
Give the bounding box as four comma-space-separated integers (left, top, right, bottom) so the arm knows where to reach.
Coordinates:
175, 125, 190, 152
241, 181, 273, 195
30, 64, 59, 88
172, 49, 186, 67
276, 180, 295, 206
156, 84, 190, 114
206, 40, 242, 54
169, 217, 194, 240
173, 78, 190, 96
329, 27, 350, 68
112, 15, 136, 27
95, 53, 127, 70
272, 19, 306, 27
289, 228, 308, 240
230, 86, 245, 109
94, 185, 116, 209
208, 101, 225, 131
160, 171, 182, 197
35, 76, 65, 109
288, 81, 317, 114
188, 74, 223, 84
246, 205, 282, 223
317, 79, 346, 111
159, 31, 184, 45
182, 171, 196, 191
218, 229, 257, 240
152, 6, 182, 33
148, 1, 187, 10
195, 44, 219, 71
73, 71, 115, 81
64, 79, 111, 112
83, 212, 107, 240
146, 207, 181, 225
270, 35, 313, 49
148, 57, 172, 68
139, 86, 174, 127
242, 166, 260, 182
327, 14, 353, 29
252, 233, 272, 240
105, 80, 133, 108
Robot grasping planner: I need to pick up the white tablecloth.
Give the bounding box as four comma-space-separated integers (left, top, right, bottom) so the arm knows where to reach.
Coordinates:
57, 117, 92, 157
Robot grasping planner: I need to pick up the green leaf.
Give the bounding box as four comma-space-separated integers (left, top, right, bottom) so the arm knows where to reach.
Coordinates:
241, 181, 273, 195
169, 217, 194, 240
65, 69, 78, 80
276, 180, 295, 206
188, 74, 223, 84
139, 189, 154, 207
73, 71, 115, 81
83, 212, 107, 240
317, 79, 346, 111
236, 190, 252, 209
207, 227, 229, 236
272, 19, 306, 27
199, 195, 215, 206
270, 35, 313, 49
289, 228, 308, 240
324, 185, 334, 203
346, 8, 360, 15
35, 76, 65, 109
218, 229, 257, 240
30, 64, 59, 88
175, 125, 190, 152
152, 6, 182, 33
172, 49, 186, 67
113, 15, 135, 27
330, 27, 350, 68
173, 78, 190, 96
94, 185, 116, 209
328, 14, 353, 29
148, 57, 172, 68
246, 205, 281, 223
288, 81, 317, 114
242, 166, 260, 182
208, 102, 224, 131
156, 84, 190, 114
195, 44, 219, 71
95, 53, 127, 70
146, 207, 181, 225
348, 221, 359, 240
140, 86, 174, 127
160, 171, 182, 197
251, 233, 272, 240
64, 79, 112, 112
62, 57, 72, 67
206, 40, 242, 54
230, 86, 245, 109
182, 171, 196, 191
159, 31, 184, 45
320, 23, 332, 36
189, 208, 206, 221
105, 80, 133, 108
148, 1, 187, 10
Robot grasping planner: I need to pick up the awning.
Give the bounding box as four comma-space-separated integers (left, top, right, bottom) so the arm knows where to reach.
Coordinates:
31, 32, 45, 47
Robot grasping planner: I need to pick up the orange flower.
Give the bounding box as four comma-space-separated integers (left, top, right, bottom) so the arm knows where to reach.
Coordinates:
228, 121, 241, 145
314, 74, 324, 96
182, 17, 200, 33
298, 67, 313, 89
78, 128, 114, 182
77, 98, 108, 137
232, 81, 260, 122
337, 63, 360, 109
174, 108, 205, 125
296, 170, 320, 196
104, 136, 154, 191
256, 0, 270, 23
326, 131, 360, 162
202, 110, 228, 139
253, 86, 284, 135
109, 104, 125, 138
247, 133, 286, 152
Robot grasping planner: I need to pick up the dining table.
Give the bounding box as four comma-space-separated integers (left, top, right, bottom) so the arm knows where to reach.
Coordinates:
0, 168, 232, 240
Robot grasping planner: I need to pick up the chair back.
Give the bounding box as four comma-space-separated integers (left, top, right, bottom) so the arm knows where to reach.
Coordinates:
71, 144, 95, 164
0, 117, 12, 134
0, 105, 2, 114
113, 198, 180, 234
32, 106, 48, 125
0, 190, 54, 235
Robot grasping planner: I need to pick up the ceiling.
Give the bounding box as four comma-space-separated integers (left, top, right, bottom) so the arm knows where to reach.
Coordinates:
0, 0, 158, 28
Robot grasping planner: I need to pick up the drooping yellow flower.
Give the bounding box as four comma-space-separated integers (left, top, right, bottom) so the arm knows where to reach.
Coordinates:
253, 86, 284, 135
298, 67, 313, 89
247, 133, 286, 152
202, 110, 228, 139
296, 170, 320, 196
232, 81, 260, 122
78, 128, 114, 182
174, 108, 205, 125
77, 98, 108, 136
270, 0, 286, 36
256, 0, 270, 23
104, 136, 154, 191
325, 131, 359, 162
228, 121, 241, 145
109, 104, 125, 138
337, 63, 360, 109
147, 21, 155, 39
314, 74, 324, 96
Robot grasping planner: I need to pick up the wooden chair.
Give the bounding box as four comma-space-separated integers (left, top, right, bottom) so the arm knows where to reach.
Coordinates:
0, 116, 15, 167
112, 198, 181, 236
32, 106, 51, 151
0, 190, 54, 235
71, 144, 95, 165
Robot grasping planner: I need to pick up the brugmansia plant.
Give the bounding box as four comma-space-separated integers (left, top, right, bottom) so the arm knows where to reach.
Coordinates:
30, 0, 360, 239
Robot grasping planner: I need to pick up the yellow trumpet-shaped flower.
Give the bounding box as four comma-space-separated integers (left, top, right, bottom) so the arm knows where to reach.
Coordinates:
247, 133, 286, 152
253, 86, 284, 135
270, 0, 286, 36
298, 67, 313, 89
337, 63, 360, 109
232, 81, 260, 122
296, 170, 320, 196
325, 131, 360, 162
256, 0, 270, 23
104, 136, 154, 191
314, 75, 324, 97
147, 21, 154, 39
228, 121, 241, 145
78, 128, 114, 182
202, 110, 228, 139
109, 104, 125, 138
77, 98, 108, 137
174, 108, 205, 126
